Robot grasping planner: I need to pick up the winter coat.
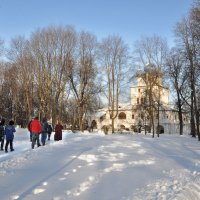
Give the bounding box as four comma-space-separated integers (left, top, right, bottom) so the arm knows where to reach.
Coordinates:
28, 120, 32, 132
54, 123, 63, 141
42, 121, 49, 133
30, 119, 42, 133
55, 123, 63, 134
0, 123, 5, 139
5, 125, 16, 140
48, 124, 53, 134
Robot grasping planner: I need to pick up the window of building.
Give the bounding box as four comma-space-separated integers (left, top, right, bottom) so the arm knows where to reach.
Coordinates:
100, 114, 106, 122
120, 125, 126, 130
132, 114, 134, 119
137, 98, 139, 104
118, 112, 126, 119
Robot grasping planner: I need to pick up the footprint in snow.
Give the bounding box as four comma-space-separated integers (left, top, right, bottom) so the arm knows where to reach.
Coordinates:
72, 168, 77, 173
11, 195, 19, 200
32, 188, 46, 194
59, 177, 66, 181
64, 172, 69, 176
42, 181, 48, 186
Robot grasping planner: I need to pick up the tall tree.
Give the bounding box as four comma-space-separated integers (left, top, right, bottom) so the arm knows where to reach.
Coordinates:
175, 8, 200, 140
69, 31, 99, 131
8, 36, 34, 123
133, 35, 168, 137
30, 26, 76, 124
135, 67, 163, 137
166, 48, 188, 135
1, 64, 19, 121
99, 35, 129, 133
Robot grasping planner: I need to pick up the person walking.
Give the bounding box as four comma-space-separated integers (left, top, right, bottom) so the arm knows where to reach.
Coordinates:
30, 116, 42, 149
41, 118, 48, 146
54, 121, 63, 141
5, 120, 16, 153
0, 118, 6, 151
47, 123, 53, 140
28, 118, 33, 142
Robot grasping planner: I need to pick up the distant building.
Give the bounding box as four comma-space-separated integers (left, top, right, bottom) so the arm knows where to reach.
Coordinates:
90, 69, 190, 134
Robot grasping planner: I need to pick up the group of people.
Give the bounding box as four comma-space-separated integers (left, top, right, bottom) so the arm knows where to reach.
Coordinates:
0, 119, 16, 153
0, 116, 64, 152
28, 116, 64, 149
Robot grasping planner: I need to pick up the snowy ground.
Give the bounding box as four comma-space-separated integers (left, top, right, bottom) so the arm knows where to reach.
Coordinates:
0, 129, 200, 200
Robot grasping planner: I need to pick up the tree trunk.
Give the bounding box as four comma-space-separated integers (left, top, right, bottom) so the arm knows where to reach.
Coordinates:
190, 108, 196, 137
157, 104, 160, 137
177, 92, 183, 135
112, 118, 115, 133
79, 105, 84, 132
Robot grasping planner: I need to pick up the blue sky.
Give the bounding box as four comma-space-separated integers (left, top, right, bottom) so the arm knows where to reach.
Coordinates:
0, 0, 192, 47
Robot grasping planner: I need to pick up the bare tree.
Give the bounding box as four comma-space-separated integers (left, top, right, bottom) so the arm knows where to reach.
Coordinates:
99, 35, 129, 133
0, 64, 19, 122
166, 48, 188, 135
8, 36, 34, 123
134, 35, 168, 68
175, 11, 200, 140
69, 31, 99, 131
136, 67, 163, 137
30, 26, 76, 124
133, 35, 168, 137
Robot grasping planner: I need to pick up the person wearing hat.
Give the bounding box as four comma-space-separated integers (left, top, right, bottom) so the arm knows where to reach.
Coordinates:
5, 120, 16, 153
28, 117, 34, 142
30, 116, 42, 149
0, 118, 6, 151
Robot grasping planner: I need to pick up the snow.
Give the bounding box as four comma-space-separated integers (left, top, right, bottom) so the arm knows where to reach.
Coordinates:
0, 128, 200, 200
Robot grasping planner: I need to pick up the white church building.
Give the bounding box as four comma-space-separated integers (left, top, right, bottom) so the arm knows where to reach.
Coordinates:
90, 70, 190, 135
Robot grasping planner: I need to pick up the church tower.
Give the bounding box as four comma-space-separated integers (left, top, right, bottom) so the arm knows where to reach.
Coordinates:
131, 68, 169, 106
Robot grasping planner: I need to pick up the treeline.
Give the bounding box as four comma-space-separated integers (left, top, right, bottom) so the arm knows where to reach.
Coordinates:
0, 1, 200, 137
132, 1, 200, 139
167, 1, 200, 139
0, 27, 104, 130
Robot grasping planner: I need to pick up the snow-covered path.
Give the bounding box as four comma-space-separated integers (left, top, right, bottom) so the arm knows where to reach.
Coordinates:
0, 129, 200, 200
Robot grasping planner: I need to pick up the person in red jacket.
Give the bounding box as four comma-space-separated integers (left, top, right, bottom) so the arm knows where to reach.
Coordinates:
54, 121, 64, 141
30, 116, 42, 149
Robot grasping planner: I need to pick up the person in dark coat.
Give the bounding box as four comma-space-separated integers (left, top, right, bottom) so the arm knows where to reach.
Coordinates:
5, 120, 16, 153
41, 118, 48, 145
54, 121, 63, 141
30, 116, 42, 149
28, 118, 33, 142
0, 118, 6, 151
47, 123, 53, 140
